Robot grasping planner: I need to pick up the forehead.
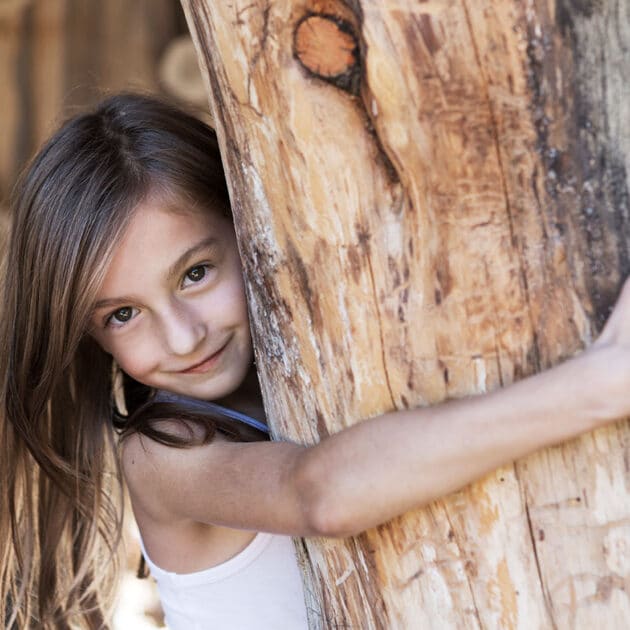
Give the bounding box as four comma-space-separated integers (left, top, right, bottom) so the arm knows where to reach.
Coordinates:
123, 191, 231, 248
97, 195, 231, 295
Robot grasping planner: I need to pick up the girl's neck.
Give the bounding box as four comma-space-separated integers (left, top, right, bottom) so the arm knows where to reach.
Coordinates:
215, 364, 266, 423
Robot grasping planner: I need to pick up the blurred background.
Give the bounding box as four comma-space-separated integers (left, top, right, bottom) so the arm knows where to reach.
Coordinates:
0, 0, 209, 244
0, 1, 210, 627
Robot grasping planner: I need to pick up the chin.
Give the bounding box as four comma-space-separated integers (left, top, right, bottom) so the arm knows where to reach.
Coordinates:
166, 372, 245, 401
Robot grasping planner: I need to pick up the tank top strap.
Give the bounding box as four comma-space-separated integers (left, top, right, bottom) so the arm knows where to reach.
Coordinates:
152, 390, 269, 437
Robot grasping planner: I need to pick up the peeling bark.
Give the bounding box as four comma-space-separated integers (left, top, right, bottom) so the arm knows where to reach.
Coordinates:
182, 1, 630, 627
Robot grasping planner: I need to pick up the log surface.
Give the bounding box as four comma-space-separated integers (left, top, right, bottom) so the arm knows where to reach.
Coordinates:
182, 1, 630, 627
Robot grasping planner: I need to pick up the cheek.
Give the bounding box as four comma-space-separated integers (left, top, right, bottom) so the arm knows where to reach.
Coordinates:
107, 333, 162, 383
199, 273, 250, 327
227, 268, 250, 323
229, 281, 250, 324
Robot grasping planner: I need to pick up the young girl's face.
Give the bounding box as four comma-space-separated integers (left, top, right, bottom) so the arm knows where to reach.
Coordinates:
90, 193, 253, 401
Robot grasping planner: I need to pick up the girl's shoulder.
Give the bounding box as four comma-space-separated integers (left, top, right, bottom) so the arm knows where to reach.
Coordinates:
121, 429, 261, 573
120, 423, 228, 523
119, 422, 316, 537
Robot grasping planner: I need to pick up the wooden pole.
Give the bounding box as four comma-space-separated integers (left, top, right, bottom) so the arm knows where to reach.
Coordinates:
182, 1, 630, 627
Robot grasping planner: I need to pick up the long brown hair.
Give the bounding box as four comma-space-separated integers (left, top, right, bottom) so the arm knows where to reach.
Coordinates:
0, 93, 232, 628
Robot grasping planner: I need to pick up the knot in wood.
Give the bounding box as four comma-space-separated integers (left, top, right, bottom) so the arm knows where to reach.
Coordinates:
293, 13, 360, 92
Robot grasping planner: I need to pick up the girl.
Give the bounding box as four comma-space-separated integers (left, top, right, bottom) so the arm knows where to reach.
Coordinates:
1, 93, 629, 629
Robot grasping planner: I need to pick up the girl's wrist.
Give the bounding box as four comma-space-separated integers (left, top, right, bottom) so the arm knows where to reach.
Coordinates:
558, 346, 628, 430
487, 349, 617, 451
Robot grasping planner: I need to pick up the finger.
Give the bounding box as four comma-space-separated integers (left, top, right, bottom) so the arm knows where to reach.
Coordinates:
596, 276, 630, 344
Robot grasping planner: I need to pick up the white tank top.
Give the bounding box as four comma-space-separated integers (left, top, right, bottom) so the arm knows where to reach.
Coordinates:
140, 533, 309, 629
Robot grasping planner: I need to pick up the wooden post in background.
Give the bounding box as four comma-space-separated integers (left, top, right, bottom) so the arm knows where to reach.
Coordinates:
182, 1, 630, 627
0, 0, 183, 218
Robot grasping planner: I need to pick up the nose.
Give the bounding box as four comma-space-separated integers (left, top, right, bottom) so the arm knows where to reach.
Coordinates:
160, 301, 207, 356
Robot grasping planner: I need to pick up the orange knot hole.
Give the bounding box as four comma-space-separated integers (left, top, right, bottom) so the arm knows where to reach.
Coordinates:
294, 14, 359, 81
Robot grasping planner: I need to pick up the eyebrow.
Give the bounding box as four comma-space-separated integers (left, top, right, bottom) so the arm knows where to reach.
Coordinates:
166, 236, 219, 280
92, 236, 219, 312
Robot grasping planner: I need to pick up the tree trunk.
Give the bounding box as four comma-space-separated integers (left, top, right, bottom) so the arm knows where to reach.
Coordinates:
182, 1, 630, 627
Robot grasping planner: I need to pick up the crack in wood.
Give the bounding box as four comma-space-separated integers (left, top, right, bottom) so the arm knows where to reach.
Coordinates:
461, 0, 543, 377
294, 539, 325, 628
443, 508, 485, 629
356, 222, 397, 411
524, 495, 558, 629
245, 0, 270, 112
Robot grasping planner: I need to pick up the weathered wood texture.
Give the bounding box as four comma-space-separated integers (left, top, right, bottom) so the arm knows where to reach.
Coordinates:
0, 0, 182, 214
182, 1, 630, 628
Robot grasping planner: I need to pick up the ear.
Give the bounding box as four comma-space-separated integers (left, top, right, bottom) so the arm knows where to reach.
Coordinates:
111, 361, 128, 416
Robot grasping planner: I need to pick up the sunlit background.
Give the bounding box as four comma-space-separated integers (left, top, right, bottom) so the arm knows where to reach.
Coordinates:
0, 1, 210, 626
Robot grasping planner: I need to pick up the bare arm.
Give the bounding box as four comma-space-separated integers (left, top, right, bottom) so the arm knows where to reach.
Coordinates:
123, 279, 630, 538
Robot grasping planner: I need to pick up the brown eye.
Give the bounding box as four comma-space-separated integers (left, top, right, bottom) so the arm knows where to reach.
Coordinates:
115, 307, 133, 321
185, 265, 207, 283
109, 307, 135, 325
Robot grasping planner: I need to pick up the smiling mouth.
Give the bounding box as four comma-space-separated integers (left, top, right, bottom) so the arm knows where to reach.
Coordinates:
179, 340, 230, 374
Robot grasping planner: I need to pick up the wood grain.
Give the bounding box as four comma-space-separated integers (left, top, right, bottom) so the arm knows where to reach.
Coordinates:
182, 1, 630, 627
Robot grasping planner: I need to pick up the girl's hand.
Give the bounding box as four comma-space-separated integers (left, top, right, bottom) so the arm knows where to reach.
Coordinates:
593, 276, 630, 348
581, 277, 630, 421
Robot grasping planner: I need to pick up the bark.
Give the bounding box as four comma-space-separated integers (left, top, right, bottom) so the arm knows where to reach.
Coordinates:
182, 1, 630, 627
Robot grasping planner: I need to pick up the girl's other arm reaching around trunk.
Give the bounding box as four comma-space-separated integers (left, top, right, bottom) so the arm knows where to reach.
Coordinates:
122, 279, 630, 539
